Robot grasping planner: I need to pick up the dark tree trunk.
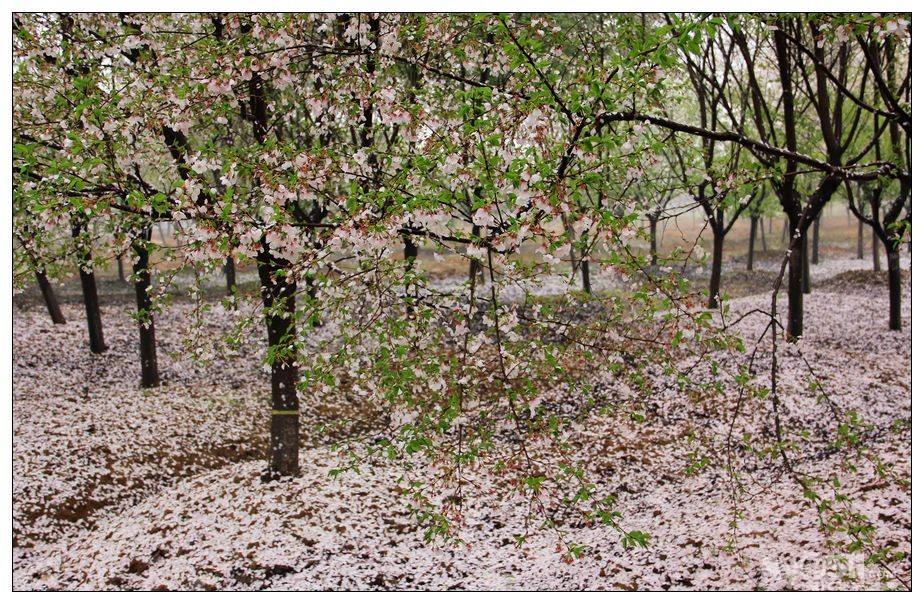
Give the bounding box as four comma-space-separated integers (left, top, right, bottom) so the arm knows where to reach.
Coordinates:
872, 230, 882, 272
35, 270, 66, 325
811, 216, 820, 264
801, 226, 811, 294
132, 228, 160, 388
781, 217, 789, 244
117, 254, 126, 282
648, 215, 658, 268
747, 215, 758, 271
403, 234, 418, 314
857, 219, 864, 259
580, 259, 591, 294
403, 235, 418, 267
224, 256, 237, 298
787, 224, 804, 340
72, 220, 107, 353
886, 247, 902, 331
707, 232, 724, 309
469, 224, 484, 284
760, 217, 767, 252
257, 242, 299, 478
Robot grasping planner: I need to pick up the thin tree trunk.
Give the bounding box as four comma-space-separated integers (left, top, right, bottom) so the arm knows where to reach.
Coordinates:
224, 256, 237, 298
649, 215, 658, 268
257, 241, 299, 478
35, 269, 66, 325
562, 213, 579, 273
117, 254, 125, 282
580, 259, 591, 294
707, 232, 724, 309
787, 224, 804, 340
132, 228, 159, 388
781, 217, 789, 244
747, 215, 757, 271
760, 217, 767, 252
469, 224, 484, 284
403, 235, 418, 267
72, 220, 107, 353
801, 226, 811, 294
872, 228, 882, 272
403, 234, 418, 314
811, 216, 820, 264
886, 246, 902, 331
857, 219, 864, 259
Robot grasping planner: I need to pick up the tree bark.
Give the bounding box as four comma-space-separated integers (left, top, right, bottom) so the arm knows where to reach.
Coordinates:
35, 269, 66, 325
403, 234, 418, 314
469, 224, 484, 284
811, 215, 820, 264
857, 218, 864, 259
580, 259, 591, 294
872, 228, 882, 271
117, 254, 125, 282
747, 215, 758, 271
403, 234, 418, 267
648, 215, 658, 268
72, 220, 107, 353
132, 228, 160, 388
801, 225, 811, 294
257, 242, 299, 478
886, 247, 902, 331
760, 217, 767, 252
224, 256, 237, 298
707, 232, 724, 309
787, 224, 805, 339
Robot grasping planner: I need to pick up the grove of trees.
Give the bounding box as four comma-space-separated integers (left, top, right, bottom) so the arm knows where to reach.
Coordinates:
12, 12, 910, 575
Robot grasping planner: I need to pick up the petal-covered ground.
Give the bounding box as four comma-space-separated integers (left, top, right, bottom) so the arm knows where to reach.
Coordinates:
13, 255, 911, 590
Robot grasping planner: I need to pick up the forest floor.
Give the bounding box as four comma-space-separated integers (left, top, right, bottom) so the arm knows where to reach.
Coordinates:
12, 250, 911, 591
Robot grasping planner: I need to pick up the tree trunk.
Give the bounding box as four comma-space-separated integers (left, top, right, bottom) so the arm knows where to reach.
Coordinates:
857, 219, 864, 259
760, 217, 767, 252
257, 242, 299, 478
580, 259, 591, 294
469, 224, 484, 284
707, 232, 724, 309
403, 234, 418, 268
35, 269, 66, 325
403, 234, 418, 314
747, 215, 757, 271
801, 226, 810, 294
117, 254, 126, 282
132, 228, 159, 388
72, 220, 107, 353
787, 225, 804, 340
872, 230, 882, 272
648, 215, 658, 268
886, 247, 902, 331
811, 216, 820, 264
224, 256, 236, 298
